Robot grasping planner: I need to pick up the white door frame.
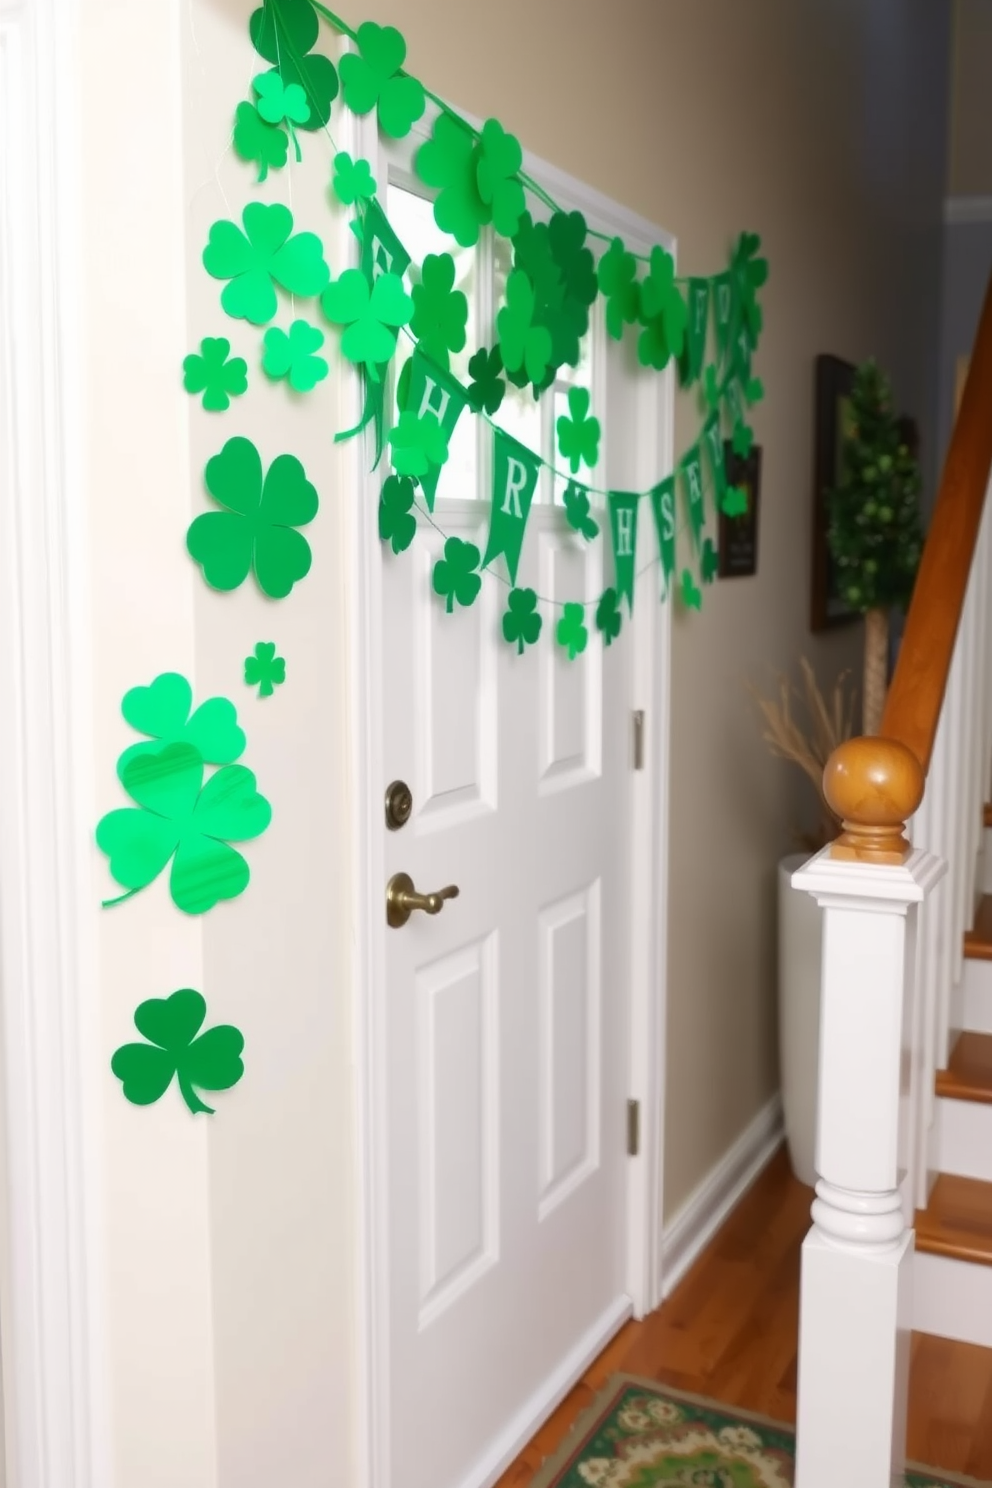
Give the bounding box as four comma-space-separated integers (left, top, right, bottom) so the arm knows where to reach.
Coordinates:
345, 114, 673, 1488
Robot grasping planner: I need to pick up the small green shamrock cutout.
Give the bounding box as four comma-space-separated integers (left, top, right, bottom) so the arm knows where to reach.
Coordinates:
112, 989, 244, 1115
411, 253, 468, 373
96, 743, 272, 915
262, 319, 328, 392
556, 602, 588, 660
680, 569, 702, 610
320, 269, 412, 380
388, 410, 450, 479
203, 203, 330, 326
597, 237, 641, 341
548, 211, 598, 310
332, 151, 377, 206
637, 246, 688, 371
183, 337, 248, 412
475, 119, 526, 238
339, 21, 426, 138
432, 536, 482, 613
701, 539, 720, 583
244, 642, 286, 698
248, 1, 338, 131
187, 436, 319, 599
732, 419, 754, 459
745, 375, 765, 405
118, 672, 245, 779
563, 482, 599, 541
232, 101, 288, 182
379, 474, 418, 554
556, 386, 601, 474
595, 588, 622, 646
502, 587, 542, 654
721, 485, 749, 518
498, 270, 553, 387
415, 113, 489, 248
466, 345, 506, 415
254, 71, 310, 127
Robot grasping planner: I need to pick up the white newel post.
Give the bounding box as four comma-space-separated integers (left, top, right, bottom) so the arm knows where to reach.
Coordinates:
792, 739, 944, 1488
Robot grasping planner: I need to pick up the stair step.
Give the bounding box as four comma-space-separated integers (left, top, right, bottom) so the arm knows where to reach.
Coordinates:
915, 1174, 992, 1266
936, 1032, 992, 1104
964, 895, 992, 960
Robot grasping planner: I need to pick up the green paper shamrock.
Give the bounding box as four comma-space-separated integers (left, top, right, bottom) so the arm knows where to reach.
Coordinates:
508, 211, 593, 388
556, 602, 588, 660
378, 474, 418, 554
410, 253, 468, 373
388, 410, 449, 478
203, 203, 330, 326
183, 337, 248, 412
681, 569, 702, 610
320, 269, 412, 380
187, 436, 319, 599
254, 71, 310, 127
548, 211, 598, 312
721, 485, 749, 518
597, 237, 641, 341
702, 364, 723, 412
232, 101, 288, 182
262, 319, 328, 392
701, 538, 719, 583
332, 150, 377, 206
111, 989, 245, 1115
563, 482, 599, 541
556, 386, 601, 474
475, 119, 526, 238
466, 345, 506, 415
638, 246, 688, 371
339, 21, 426, 139
244, 642, 285, 698
118, 672, 245, 779
595, 588, 622, 646
248, 1, 338, 131
732, 419, 754, 459
432, 536, 482, 613
96, 743, 271, 916
415, 113, 488, 248
498, 270, 553, 386
745, 375, 765, 405
502, 587, 542, 654
732, 231, 768, 344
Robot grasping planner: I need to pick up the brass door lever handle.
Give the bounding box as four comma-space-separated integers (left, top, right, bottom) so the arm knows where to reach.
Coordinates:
386, 872, 460, 928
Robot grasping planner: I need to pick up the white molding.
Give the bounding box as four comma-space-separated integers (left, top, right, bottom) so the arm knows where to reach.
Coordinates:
936, 1095, 992, 1183
660, 1095, 784, 1299
944, 195, 992, 226
914, 1249, 992, 1347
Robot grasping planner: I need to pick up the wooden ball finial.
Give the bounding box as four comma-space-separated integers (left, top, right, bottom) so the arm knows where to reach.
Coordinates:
823, 736, 925, 863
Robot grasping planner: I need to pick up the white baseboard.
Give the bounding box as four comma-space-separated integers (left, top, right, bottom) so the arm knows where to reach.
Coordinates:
660, 1094, 784, 1299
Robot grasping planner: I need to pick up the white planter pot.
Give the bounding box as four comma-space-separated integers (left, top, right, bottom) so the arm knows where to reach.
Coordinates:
777, 852, 823, 1189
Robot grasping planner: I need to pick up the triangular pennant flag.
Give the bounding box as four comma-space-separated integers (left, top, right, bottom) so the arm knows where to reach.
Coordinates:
712, 272, 734, 362
484, 430, 541, 584
702, 415, 727, 514
402, 348, 469, 511
608, 491, 640, 615
678, 280, 709, 388
358, 198, 411, 281
649, 476, 677, 595
681, 445, 705, 551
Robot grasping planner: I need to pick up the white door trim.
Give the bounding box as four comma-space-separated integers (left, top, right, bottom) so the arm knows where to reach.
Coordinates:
346, 117, 673, 1484
0, 1, 107, 1484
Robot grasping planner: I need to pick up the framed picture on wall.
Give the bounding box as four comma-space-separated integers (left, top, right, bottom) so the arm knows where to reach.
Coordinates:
810, 354, 858, 631
718, 442, 761, 578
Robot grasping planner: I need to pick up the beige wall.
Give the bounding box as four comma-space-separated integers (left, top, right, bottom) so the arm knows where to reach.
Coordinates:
950, 0, 992, 196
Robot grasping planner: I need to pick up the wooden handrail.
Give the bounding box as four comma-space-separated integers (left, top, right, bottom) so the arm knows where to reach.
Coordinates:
824, 263, 992, 863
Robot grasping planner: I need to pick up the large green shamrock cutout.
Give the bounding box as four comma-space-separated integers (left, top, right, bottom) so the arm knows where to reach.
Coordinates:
248, 0, 338, 130
497, 270, 553, 386
556, 602, 588, 660
332, 151, 376, 207
203, 203, 330, 325
262, 319, 328, 392
232, 101, 288, 182
112, 989, 245, 1115
502, 587, 542, 654
556, 386, 600, 474
595, 588, 622, 646
320, 269, 412, 380
415, 114, 486, 247
732, 419, 754, 459
187, 436, 319, 599
508, 211, 594, 390
183, 337, 248, 412
432, 536, 482, 613
475, 119, 526, 238
244, 641, 286, 698
411, 253, 468, 372
118, 672, 245, 779
721, 485, 749, 518
637, 246, 688, 371
548, 211, 598, 314
388, 410, 450, 478
597, 237, 641, 341
732, 231, 768, 344
563, 482, 599, 541
96, 743, 271, 916
466, 345, 505, 415
339, 21, 426, 139
681, 569, 702, 611
378, 474, 418, 554
701, 538, 719, 583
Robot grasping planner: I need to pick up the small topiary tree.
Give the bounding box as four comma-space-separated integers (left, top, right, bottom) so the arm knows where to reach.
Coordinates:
827, 359, 923, 735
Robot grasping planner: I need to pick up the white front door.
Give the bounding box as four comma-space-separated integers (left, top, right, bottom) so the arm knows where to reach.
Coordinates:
356, 126, 670, 1488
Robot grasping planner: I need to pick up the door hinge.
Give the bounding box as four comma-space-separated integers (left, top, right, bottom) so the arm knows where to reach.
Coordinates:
627, 1098, 640, 1157
632, 710, 645, 771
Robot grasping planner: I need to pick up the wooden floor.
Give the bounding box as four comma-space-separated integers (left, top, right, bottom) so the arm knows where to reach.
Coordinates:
495, 1147, 992, 1486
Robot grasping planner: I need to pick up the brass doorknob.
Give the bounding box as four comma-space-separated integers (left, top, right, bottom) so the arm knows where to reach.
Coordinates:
386, 872, 460, 929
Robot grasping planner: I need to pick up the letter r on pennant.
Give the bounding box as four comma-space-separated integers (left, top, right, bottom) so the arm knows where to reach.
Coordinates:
501, 457, 528, 519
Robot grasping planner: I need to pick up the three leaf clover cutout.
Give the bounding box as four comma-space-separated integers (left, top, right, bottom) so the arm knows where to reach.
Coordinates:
433, 536, 482, 613
112, 990, 244, 1115
502, 588, 542, 654
410, 252, 469, 373
321, 268, 413, 380
556, 603, 588, 660
556, 386, 601, 474
379, 474, 418, 554
262, 320, 329, 393
339, 21, 426, 139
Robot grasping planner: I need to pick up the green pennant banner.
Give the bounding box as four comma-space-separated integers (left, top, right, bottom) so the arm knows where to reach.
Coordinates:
608, 491, 640, 615
484, 429, 541, 584
649, 476, 677, 594
358, 198, 411, 281
702, 415, 727, 512
732, 319, 752, 383
681, 445, 705, 550
713, 272, 734, 361
679, 279, 709, 388
726, 376, 746, 434
402, 349, 469, 511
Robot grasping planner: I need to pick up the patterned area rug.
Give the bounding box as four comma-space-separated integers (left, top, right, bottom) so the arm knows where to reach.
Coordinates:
530, 1376, 989, 1488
